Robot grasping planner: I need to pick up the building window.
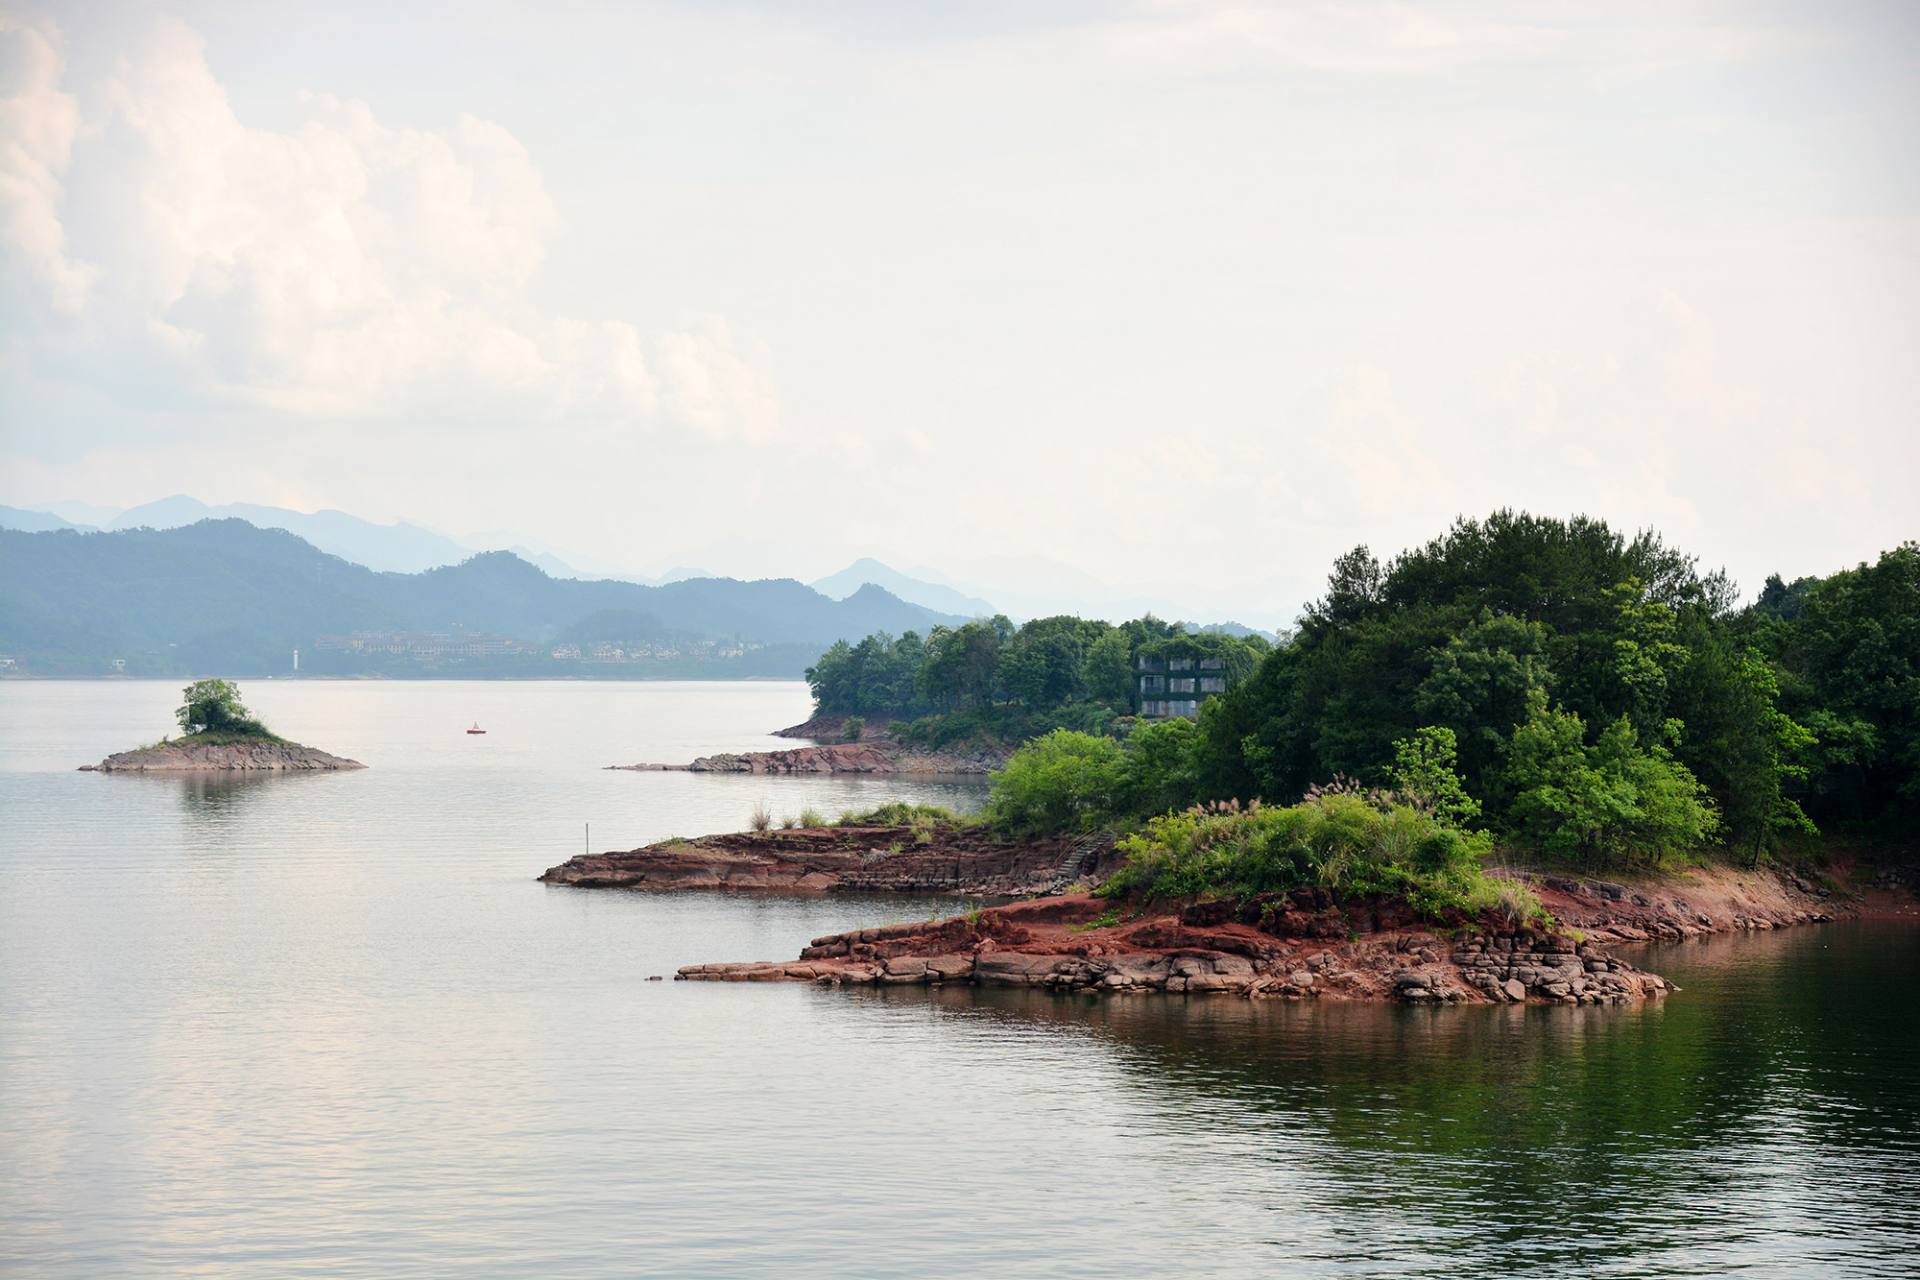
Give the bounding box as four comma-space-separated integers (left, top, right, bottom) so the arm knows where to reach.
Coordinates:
1170, 677, 1195, 693
1168, 657, 1194, 672
1199, 657, 1226, 670
1199, 676, 1226, 693
1140, 675, 1165, 693
1175, 700, 1199, 716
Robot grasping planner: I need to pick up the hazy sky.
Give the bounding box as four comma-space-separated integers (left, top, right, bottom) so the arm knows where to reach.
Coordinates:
2, 1, 1915, 626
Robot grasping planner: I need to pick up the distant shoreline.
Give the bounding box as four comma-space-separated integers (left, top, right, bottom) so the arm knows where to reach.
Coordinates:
0, 672, 810, 683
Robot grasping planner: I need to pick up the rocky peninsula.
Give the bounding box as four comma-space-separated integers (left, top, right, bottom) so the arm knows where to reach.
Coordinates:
544, 817, 1847, 1006
82, 739, 366, 772
541, 823, 1110, 895
675, 891, 1682, 1006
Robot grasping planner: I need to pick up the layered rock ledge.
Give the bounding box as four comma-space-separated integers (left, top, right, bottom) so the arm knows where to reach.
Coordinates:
1526, 865, 1840, 941
541, 824, 1114, 896
609, 738, 1011, 776
676, 892, 1679, 1006
81, 740, 366, 772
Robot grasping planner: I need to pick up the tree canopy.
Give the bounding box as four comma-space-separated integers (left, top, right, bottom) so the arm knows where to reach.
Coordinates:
803, 612, 1267, 726
974, 515, 1917, 872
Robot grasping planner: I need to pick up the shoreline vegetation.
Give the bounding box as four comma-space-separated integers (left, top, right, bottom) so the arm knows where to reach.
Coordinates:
80, 679, 365, 772
559, 511, 1916, 1003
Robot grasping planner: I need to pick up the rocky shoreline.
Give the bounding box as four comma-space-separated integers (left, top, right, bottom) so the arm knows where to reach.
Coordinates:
675, 892, 1681, 1006
81, 739, 366, 772
608, 738, 1010, 776
541, 824, 1112, 896
609, 740, 1006, 776
543, 817, 1859, 1006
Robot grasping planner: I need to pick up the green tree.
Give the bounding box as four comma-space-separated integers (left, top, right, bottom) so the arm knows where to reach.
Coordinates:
1120, 717, 1204, 818
1753, 542, 1919, 824
1670, 636, 1816, 861
919, 621, 1004, 711
986, 729, 1131, 834
1083, 628, 1136, 709
175, 679, 267, 737
1414, 611, 1552, 797
1503, 696, 1718, 868
1387, 726, 1481, 828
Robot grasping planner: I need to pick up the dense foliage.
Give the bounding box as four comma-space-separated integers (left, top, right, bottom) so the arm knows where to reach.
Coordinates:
977, 516, 1916, 877
1746, 544, 1920, 830
804, 613, 1269, 730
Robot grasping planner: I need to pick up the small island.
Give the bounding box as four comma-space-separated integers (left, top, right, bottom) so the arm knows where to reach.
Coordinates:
81, 679, 365, 773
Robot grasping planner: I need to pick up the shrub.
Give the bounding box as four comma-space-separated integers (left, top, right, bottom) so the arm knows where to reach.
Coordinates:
986, 729, 1130, 835
841, 716, 865, 742
749, 801, 772, 833
833, 801, 961, 828
797, 806, 827, 828
1101, 792, 1546, 926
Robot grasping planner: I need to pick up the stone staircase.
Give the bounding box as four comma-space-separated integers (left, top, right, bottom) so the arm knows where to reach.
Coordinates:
1044, 831, 1112, 895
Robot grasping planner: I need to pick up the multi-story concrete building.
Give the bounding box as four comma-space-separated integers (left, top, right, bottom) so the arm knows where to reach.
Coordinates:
1136, 648, 1231, 718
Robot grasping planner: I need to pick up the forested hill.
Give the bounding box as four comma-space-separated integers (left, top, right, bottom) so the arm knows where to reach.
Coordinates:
0, 520, 963, 677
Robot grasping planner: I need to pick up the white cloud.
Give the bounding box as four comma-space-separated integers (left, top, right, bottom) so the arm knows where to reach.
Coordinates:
656, 317, 780, 441
0, 16, 772, 434
0, 14, 92, 313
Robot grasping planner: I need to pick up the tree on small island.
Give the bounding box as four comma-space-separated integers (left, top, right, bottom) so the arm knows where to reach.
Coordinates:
175, 679, 281, 742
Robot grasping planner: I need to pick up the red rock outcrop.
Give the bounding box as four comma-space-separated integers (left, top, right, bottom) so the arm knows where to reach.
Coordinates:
675, 893, 1679, 1006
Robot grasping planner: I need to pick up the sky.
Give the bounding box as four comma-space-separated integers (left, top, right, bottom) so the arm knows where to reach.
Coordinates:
1, 0, 1916, 628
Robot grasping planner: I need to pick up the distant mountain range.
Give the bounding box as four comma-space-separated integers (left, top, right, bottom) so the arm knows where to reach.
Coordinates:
0, 497, 993, 610
809, 558, 997, 618
0, 497, 1281, 640
0, 521, 965, 677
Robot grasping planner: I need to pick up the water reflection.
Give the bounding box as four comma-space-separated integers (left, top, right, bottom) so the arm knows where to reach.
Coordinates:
157, 770, 329, 817
823, 923, 1920, 1276
6, 683, 1918, 1278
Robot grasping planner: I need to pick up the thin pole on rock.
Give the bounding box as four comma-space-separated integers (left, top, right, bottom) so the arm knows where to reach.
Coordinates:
586, 822, 590, 856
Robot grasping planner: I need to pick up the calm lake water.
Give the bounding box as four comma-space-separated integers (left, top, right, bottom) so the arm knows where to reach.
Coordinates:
2, 680, 1916, 1278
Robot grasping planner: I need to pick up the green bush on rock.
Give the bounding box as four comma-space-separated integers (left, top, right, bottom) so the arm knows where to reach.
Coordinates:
1103, 792, 1546, 927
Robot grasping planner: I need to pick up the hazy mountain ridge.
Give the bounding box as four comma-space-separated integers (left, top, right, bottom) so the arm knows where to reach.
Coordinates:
810, 557, 998, 617
0, 521, 963, 676
0, 498, 1277, 631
